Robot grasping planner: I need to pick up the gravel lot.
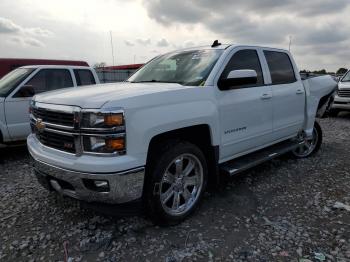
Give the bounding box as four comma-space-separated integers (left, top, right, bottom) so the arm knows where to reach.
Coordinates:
1, 115, 350, 262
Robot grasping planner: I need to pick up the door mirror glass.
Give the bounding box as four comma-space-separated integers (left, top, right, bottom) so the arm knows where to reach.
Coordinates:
219, 69, 258, 90
14, 84, 36, 98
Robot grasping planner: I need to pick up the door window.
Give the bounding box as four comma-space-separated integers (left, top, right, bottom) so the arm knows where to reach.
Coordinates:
219, 49, 264, 89
14, 69, 73, 97
264, 51, 296, 84
74, 69, 96, 86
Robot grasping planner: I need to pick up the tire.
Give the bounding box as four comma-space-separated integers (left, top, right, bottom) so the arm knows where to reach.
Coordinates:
292, 121, 322, 158
145, 140, 208, 226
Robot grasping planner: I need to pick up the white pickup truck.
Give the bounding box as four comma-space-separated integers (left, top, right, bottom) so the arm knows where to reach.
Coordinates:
0, 65, 99, 144
330, 69, 350, 115
27, 43, 336, 225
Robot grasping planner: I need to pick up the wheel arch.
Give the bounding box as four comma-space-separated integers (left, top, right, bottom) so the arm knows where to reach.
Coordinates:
144, 124, 220, 193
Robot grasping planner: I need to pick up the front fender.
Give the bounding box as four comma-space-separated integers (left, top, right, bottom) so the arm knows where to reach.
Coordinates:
126, 100, 219, 163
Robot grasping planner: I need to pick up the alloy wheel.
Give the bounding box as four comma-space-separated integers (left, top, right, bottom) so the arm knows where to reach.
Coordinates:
159, 153, 204, 216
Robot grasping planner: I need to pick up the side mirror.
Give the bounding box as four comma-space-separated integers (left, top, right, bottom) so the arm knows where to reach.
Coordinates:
14, 84, 36, 98
219, 69, 258, 90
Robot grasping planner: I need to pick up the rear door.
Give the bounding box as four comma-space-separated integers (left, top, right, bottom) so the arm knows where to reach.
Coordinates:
73, 69, 96, 86
262, 50, 305, 139
5, 68, 73, 140
217, 48, 273, 161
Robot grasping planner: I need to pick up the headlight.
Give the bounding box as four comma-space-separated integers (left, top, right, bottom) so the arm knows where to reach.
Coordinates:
81, 111, 124, 129
83, 135, 126, 155
81, 109, 126, 155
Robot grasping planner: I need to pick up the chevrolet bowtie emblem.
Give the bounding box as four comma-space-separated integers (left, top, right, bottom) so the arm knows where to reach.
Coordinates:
36, 118, 45, 132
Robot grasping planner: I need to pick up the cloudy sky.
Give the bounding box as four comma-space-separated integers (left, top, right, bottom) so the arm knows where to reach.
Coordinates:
0, 0, 349, 71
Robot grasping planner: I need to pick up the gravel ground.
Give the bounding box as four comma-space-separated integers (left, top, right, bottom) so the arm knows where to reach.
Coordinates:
1, 115, 350, 262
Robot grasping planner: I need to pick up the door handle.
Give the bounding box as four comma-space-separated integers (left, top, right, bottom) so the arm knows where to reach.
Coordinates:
261, 93, 272, 100
296, 89, 304, 94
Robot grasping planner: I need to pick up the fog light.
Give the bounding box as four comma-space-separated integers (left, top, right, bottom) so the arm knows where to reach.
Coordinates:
83, 179, 110, 192
94, 180, 109, 189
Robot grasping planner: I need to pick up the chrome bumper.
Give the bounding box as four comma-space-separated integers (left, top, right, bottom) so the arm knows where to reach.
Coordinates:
32, 157, 145, 204
332, 95, 350, 110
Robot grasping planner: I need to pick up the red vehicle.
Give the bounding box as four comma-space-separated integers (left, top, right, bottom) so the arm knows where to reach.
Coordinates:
0, 58, 89, 78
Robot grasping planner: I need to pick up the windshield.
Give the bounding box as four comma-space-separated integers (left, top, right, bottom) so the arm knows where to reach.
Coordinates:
341, 71, 350, 82
128, 49, 223, 86
0, 68, 35, 97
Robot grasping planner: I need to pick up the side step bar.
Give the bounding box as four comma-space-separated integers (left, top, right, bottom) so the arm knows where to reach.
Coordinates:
220, 140, 303, 176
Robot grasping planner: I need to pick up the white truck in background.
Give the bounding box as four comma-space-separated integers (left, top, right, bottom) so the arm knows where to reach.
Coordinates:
330, 69, 350, 115
0, 65, 99, 145
28, 42, 336, 225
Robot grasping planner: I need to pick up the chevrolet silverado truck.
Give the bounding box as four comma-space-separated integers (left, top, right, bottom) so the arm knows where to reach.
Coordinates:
27, 42, 336, 225
0, 65, 99, 145
330, 69, 350, 115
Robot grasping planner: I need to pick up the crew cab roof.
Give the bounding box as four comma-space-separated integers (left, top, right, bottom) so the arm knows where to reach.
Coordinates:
171, 44, 289, 53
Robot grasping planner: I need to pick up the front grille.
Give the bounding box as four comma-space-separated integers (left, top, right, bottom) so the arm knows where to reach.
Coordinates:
338, 89, 350, 98
36, 130, 76, 154
32, 107, 74, 127
30, 103, 125, 156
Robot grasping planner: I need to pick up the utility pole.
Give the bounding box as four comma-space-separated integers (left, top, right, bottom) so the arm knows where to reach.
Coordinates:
110, 31, 115, 66
109, 31, 116, 81
288, 35, 292, 52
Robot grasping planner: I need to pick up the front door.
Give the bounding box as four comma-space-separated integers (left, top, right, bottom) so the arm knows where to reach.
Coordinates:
217, 49, 273, 161
5, 68, 74, 141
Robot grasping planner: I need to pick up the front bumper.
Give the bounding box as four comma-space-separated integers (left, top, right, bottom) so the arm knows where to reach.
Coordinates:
332, 95, 350, 110
32, 157, 145, 204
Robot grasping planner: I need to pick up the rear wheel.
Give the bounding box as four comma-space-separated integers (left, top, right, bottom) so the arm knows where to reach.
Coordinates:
145, 141, 208, 226
292, 121, 322, 158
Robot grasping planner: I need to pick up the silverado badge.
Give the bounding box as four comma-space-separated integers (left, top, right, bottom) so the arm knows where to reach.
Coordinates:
35, 118, 45, 132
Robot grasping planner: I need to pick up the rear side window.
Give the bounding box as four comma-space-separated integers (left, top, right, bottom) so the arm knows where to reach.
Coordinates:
74, 69, 96, 86
220, 49, 264, 88
264, 51, 296, 84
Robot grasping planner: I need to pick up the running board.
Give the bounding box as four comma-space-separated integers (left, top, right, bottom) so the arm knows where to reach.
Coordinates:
220, 140, 303, 176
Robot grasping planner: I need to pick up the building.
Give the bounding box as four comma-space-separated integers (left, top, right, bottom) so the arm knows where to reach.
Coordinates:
96, 64, 144, 83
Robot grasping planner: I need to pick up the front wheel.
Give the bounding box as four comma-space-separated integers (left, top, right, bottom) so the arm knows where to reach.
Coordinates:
292, 121, 322, 158
145, 141, 208, 226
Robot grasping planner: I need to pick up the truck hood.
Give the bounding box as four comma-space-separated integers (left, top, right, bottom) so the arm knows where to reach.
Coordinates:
33, 82, 189, 108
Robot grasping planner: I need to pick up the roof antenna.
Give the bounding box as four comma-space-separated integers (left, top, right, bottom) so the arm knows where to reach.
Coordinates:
211, 40, 221, 48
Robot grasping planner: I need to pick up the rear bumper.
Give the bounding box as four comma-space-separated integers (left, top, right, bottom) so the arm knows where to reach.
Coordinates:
32, 156, 145, 204
332, 95, 350, 110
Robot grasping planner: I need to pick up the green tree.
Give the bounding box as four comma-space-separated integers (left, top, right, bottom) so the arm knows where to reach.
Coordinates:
336, 68, 348, 75
93, 62, 106, 69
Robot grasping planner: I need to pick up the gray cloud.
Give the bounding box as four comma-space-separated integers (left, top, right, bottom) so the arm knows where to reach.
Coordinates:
142, 0, 350, 70
124, 40, 135, 46
0, 17, 21, 33
156, 38, 169, 47
136, 38, 151, 45
0, 17, 52, 48
9, 36, 44, 47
